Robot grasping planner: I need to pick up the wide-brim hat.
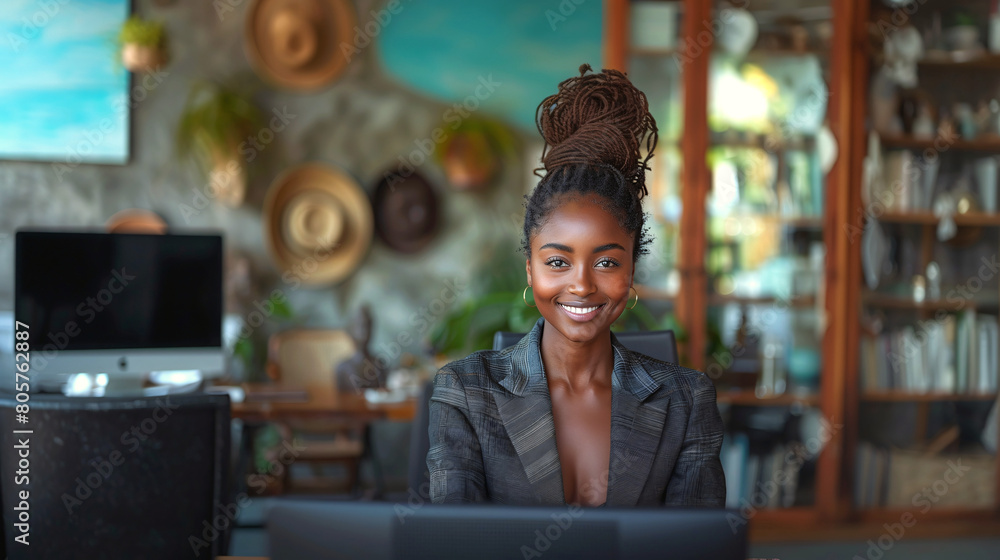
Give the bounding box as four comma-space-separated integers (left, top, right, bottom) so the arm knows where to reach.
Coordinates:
371, 169, 440, 254
263, 163, 373, 285
244, 0, 356, 91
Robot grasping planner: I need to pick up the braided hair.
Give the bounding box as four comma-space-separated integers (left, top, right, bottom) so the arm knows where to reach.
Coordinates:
521, 63, 658, 262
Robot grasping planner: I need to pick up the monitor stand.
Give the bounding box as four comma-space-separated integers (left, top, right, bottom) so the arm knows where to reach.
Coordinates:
62, 372, 148, 397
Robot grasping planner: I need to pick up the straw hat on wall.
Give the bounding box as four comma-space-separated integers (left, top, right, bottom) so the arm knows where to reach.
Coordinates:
262, 163, 373, 285
244, 0, 356, 91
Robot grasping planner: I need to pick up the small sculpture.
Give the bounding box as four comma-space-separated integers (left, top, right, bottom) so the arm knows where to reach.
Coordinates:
334, 305, 385, 393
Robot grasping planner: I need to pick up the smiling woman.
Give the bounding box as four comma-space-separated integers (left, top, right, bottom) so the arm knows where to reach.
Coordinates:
427, 64, 726, 509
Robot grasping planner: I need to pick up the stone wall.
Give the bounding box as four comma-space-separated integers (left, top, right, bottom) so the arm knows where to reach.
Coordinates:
0, 0, 535, 377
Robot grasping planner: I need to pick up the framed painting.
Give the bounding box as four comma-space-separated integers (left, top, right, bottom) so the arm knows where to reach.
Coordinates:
0, 0, 131, 165
376, 0, 601, 131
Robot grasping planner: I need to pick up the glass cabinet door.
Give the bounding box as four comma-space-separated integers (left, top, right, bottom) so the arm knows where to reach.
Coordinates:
619, 1, 686, 343
705, 0, 834, 510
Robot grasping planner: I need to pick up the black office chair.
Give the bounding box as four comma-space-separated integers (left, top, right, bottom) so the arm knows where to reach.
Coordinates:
492, 329, 678, 363
0, 392, 231, 560
406, 329, 678, 503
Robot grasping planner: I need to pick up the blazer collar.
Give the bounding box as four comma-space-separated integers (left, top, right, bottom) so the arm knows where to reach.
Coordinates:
497, 317, 662, 401
492, 318, 670, 506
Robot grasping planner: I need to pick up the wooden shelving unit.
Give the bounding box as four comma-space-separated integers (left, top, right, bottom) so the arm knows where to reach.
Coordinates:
708, 294, 818, 307
605, 0, 851, 531
861, 291, 1000, 310
876, 211, 1000, 226
860, 391, 998, 402
717, 390, 821, 407
607, 0, 1000, 538
846, 0, 1000, 531
880, 135, 1000, 153
917, 53, 1000, 69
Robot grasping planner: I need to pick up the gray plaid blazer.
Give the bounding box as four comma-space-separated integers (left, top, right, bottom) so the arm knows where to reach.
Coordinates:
427, 317, 726, 507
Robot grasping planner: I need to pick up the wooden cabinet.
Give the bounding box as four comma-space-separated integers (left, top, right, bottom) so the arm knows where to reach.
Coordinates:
845, 0, 1000, 526
606, 0, 1000, 538
605, 0, 854, 531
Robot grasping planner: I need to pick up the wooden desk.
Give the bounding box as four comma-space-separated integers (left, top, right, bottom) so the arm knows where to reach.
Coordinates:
231, 384, 417, 423
229, 384, 417, 497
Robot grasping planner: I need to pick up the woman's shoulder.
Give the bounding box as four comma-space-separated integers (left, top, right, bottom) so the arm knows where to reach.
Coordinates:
433, 348, 509, 390
625, 350, 718, 399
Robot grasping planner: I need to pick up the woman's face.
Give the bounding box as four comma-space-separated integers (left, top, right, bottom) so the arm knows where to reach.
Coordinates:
527, 195, 635, 345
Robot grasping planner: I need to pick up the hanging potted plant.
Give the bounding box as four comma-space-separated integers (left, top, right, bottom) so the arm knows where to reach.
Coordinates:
434, 117, 517, 192
176, 82, 263, 207
119, 15, 168, 72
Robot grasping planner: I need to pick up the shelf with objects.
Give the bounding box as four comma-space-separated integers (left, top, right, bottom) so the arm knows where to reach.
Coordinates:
846, 0, 1000, 525
605, 0, 853, 528
703, 0, 840, 523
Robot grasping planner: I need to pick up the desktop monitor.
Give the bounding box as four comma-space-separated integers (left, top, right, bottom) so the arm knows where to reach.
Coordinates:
266, 501, 748, 560
14, 230, 224, 393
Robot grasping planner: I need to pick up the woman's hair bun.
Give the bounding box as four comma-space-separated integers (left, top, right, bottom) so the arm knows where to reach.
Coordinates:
535, 63, 658, 198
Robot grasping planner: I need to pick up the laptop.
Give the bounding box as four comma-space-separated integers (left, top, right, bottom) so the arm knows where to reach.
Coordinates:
267, 500, 747, 560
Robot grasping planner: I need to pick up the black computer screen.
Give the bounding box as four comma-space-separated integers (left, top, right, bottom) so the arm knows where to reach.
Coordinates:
15, 231, 223, 350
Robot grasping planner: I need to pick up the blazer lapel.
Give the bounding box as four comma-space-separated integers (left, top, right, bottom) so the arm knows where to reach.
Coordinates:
606, 339, 671, 507
492, 319, 565, 504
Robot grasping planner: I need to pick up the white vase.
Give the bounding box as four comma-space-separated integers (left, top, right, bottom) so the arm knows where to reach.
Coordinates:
717, 8, 757, 57
974, 157, 998, 213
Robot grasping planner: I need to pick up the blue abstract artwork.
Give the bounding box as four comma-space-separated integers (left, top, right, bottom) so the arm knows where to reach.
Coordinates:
376, 0, 602, 131
0, 0, 130, 164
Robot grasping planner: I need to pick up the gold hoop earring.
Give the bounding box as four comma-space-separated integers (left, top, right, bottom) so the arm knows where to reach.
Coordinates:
627, 286, 638, 310
523, 286, 536, 307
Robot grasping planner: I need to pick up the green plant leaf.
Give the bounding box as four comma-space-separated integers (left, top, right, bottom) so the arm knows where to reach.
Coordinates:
176, 82, 264, 164
119, 16, 166, 47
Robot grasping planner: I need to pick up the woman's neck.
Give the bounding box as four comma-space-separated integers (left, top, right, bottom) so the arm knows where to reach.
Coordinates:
539, 322, 614, 393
